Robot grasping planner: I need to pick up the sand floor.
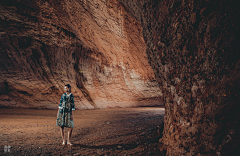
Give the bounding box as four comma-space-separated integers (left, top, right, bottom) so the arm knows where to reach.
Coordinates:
0, 107, 165, 156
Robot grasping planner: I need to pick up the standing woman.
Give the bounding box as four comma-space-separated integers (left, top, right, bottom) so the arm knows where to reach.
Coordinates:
56, 84, 75, 145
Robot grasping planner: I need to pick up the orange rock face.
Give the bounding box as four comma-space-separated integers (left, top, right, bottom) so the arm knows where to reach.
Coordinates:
0, 0, 162, 109
1, 0, 240, 155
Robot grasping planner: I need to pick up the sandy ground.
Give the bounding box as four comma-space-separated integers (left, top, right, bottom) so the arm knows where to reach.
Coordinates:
0, 107, 165, 156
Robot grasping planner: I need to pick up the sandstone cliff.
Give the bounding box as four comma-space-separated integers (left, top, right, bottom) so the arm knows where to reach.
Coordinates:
0, 0, 162, 109
0, 0, 239, 155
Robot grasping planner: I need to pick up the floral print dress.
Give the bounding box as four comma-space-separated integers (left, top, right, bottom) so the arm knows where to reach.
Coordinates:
56, 93, 75, 128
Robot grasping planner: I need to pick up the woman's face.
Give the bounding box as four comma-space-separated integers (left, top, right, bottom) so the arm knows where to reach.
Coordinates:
64, 86, 69, 92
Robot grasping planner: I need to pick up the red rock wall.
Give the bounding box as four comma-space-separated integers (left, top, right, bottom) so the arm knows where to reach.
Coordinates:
0, 0, 162, 109
1, 0, 239, 155
141, 0, 240, 155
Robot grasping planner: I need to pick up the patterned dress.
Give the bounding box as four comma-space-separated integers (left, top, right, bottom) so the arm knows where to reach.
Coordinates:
56, 93, 75, 128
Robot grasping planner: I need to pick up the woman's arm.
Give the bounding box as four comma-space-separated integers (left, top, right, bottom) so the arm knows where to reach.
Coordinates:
59, 94, 63, 109
57, 109, 59, 118
71, 95, 75, 120
57, 94, 63, 118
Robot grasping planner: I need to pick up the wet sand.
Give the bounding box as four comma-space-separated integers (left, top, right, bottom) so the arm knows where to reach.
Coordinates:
0, 107, 165, 156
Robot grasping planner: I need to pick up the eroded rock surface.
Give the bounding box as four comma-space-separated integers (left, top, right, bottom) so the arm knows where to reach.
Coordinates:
141, 0, 240, 155
1, 0, 239, 155
0, 0, 162, 109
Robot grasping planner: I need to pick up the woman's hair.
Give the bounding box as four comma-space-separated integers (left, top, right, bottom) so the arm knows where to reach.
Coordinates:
65, 84, 71, 92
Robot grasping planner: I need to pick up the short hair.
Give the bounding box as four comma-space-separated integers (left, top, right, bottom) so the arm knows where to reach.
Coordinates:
65, 84, 71, 88
65, 84, 71, 92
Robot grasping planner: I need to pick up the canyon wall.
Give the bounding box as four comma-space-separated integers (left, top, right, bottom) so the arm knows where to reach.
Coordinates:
0, 0, 162, 109
0, 0, 239, 155
141, 0, 240, 155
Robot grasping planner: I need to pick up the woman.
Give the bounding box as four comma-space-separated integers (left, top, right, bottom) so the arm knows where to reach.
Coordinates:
56, 84, 75, 145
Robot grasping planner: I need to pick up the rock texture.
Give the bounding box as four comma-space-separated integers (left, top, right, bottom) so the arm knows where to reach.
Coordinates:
1, 0, 240, 155
141, 0, 240, 155
0, 0, 162, 109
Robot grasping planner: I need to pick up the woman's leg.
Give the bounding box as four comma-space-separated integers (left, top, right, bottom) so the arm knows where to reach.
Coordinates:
60, 126, 65, 145
67, 127, 73, 145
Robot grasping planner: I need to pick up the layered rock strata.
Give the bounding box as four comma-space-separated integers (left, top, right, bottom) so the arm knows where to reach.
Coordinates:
0, 0, 162, 109
1, 0, 239, 155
